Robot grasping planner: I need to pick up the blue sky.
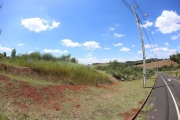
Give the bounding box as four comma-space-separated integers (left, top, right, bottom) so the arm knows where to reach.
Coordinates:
0, 0, 180, 64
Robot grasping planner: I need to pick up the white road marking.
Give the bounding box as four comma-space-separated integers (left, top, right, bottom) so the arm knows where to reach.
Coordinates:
168, 79, 171, 81
160, 75, 180, 120
169, 77, 180, 82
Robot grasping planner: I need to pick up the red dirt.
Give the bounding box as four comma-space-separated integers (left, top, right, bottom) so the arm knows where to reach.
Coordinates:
75, 104, 80, 109
0, 74, 87, 111
0, 64, 118, 114
136, 59, 178, 69
119, 108, 138, 120
0, 74, 10, 81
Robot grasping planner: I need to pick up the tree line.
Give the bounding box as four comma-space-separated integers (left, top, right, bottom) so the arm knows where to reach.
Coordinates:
0, 48, 78, 63
170, 52, 180, 64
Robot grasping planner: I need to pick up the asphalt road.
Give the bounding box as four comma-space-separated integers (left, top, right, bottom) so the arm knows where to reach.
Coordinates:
146, 73, 180, 120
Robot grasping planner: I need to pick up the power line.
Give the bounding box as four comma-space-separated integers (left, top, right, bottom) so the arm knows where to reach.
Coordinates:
132, 0, 158, 72
1, 33, 14, 48
121, 0, 134, 15
132, 0, 156, 51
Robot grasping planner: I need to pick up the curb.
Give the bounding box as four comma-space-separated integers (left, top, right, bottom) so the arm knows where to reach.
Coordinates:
131, 77, 157, 120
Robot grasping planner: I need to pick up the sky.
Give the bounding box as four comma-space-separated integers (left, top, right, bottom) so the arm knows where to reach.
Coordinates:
0, 0, 180, 64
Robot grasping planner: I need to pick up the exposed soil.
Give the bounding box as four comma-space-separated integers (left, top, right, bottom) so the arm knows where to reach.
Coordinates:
136, 59, 178, 69
0, 64, 146, 120
119, 108, 139, 120
0, 74, 87, 111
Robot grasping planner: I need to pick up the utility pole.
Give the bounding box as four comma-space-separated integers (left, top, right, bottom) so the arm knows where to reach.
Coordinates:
132, 5, 146, 87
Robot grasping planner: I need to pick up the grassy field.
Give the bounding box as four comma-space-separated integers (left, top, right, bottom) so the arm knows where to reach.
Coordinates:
136, 59, 178, 69
0, 69, 156, 120
164, 69, 180, 78
90, 63, 109, 68
0, 59, 110, 85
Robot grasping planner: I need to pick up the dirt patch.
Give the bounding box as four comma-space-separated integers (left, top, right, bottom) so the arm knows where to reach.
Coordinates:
136, 59, 178, 69
119, 108, 138, 120
0, 74, 87, 111
0, 74, 10, 82
96, 84, 118, 88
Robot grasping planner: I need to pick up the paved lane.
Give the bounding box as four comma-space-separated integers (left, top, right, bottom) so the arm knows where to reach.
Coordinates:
146, 73, 180, 120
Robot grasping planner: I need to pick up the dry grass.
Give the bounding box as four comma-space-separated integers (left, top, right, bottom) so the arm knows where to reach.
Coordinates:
136, 60, 178, 69
90, 63, 109, 68
0, 70, 156, 120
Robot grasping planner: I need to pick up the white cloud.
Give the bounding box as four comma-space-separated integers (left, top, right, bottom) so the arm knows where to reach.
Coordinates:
114, 33, 125, 38
49, 21, 60, 29
18, 43, 25, 46
138, 50, 142, 54
178, 45, 180, 49
43, 49, 68, 54
115, 24, 119, 26
86, 52, 92, 57
61, 39, 81, 47
21, 17, 60, 32
102, 34, 111, 37
151, 31, 155, 34
141, 21, 153, 28
171, 34, 180, 40
120, 47, 130, 52
155, 10, 180, 34
164, 42, 169, 46
82, 41, 101, 50
145, 44, 157, 49
132, 45, 135, 47
104, 47, 110, 50
114, 43, 123, 46
36, 47, 39, 49
150, 47, 177, 55
109, 28, 115, 31
0, 45, 12, 52
78, 56, 99, 65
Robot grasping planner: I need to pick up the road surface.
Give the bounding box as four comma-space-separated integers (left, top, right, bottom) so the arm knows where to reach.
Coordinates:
146, 73, 180, 120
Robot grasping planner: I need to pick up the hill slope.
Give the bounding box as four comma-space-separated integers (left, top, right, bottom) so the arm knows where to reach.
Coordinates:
136, 59, 178, 69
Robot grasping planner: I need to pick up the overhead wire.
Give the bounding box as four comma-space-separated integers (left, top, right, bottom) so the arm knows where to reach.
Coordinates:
122, 0, 158, 70
132, 0, 157, 56
121, 0, 134, 15
1, 33, 14, 48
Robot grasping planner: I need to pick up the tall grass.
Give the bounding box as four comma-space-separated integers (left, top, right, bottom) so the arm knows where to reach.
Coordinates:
0, 58, 110, 85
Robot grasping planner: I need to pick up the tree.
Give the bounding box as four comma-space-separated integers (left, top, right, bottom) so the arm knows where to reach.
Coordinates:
3, 52, 6, 57
70, 57, 78, 63
41, 53, 54, 61
11, 48, 16, 58
29, 52, 41, 60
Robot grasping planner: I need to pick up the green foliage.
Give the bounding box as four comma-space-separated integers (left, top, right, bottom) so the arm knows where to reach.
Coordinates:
0, 53, 3, 59
0, 114, 9, 120
70, 57, 78, 63
3, 52, 6, 57
95, 60, 155, 81
41, 53, 54, 61
11, 48, 16, 58
0, 57, 110, 85
158, 64, 179, 71
170, 52, 180, 64
29, 52, 41, 60
125, 58, 163, 66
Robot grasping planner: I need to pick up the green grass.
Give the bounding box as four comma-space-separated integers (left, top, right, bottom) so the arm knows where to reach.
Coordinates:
0, 72, 59, 86
0, 72, 156, 120
0, 115, 9, 120
164, 69, 180, 77
0, 58, 110, 85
